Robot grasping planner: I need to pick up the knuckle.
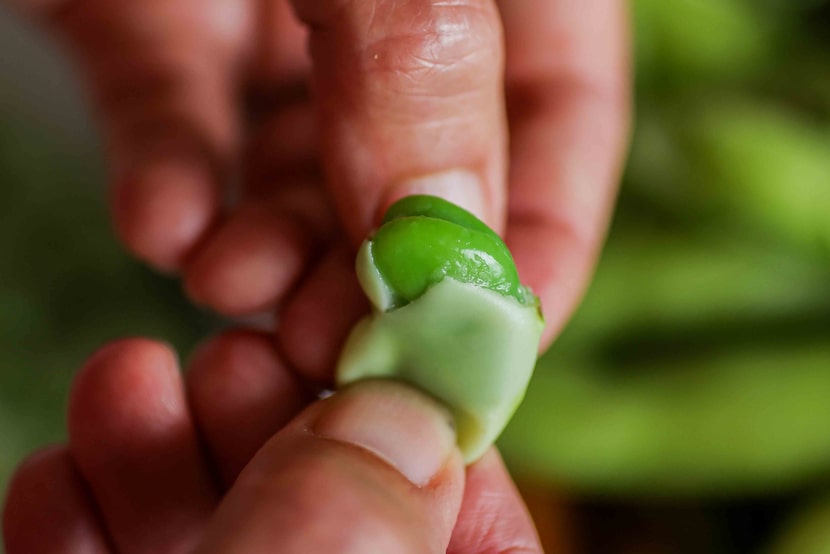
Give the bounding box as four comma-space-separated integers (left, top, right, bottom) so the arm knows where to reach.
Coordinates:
362, 0, 502, 89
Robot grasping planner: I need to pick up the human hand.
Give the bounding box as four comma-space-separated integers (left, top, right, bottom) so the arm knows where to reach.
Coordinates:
3, 335, 544, 553
12, 0, 629, 382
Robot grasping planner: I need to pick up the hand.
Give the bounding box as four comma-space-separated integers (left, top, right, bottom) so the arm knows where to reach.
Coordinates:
12, 0, 629, 382
3, 335, 544, 553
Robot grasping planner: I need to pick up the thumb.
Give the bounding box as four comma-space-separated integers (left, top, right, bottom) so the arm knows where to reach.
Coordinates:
291, 0, 508, 237
196, 381, 465, 554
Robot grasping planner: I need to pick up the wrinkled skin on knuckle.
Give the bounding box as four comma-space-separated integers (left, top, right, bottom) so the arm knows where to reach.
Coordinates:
306, 0, 502, 124
361, 0, 503, 101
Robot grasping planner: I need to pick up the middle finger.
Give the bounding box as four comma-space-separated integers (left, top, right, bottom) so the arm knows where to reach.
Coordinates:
186, 330, 313, 486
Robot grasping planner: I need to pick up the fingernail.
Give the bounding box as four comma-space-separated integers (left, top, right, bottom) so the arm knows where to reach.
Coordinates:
312, 381, 456, 486
382, 169, 488, 225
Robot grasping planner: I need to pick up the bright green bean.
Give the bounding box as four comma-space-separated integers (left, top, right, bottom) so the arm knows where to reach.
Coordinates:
338, 196, 544, 463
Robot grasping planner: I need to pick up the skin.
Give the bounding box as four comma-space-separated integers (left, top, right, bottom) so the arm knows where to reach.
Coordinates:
8, 0, 630, 379
3, 0, 630, 549
3, 335, 543, 553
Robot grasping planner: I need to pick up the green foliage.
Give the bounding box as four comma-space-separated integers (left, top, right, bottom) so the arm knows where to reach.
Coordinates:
633, 0, 774, 89
499, 0, 830, 504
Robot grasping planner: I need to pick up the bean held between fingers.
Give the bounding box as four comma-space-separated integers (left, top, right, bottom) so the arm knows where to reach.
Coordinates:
337, 195, 545, 463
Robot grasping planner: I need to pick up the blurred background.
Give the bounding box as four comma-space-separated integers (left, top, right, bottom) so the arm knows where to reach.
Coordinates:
1, 0, 829, 552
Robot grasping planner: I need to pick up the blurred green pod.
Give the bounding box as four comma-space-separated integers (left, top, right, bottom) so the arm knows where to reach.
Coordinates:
627, 101, 830, 253
633, 0, 772, 87
500, 344, 830, 496
552, 229, 830, 354
690, 103, 830, 252
497, 227, 830, 496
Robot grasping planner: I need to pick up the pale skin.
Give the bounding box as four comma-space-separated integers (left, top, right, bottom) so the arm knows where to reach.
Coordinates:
2, 0, 629, 552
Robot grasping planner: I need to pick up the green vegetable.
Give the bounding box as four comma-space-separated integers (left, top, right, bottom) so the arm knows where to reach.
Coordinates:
632, 0, 772, 87
627, 100, 830, 252
690, 102, 830, 251
496, 228, 830, 496
337, 196, 545, 463
501, 344, 830, 496
551, 229, 830, 356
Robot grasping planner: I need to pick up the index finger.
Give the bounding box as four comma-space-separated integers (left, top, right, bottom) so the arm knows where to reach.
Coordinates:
500, 0, 631, 346
448, 449, 544, 554
289, 0, 510, 238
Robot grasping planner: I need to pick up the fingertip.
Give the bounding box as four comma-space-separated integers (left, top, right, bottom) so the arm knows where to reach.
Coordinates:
112, 161, 219, 272
67, 338, 179, 453
66, 338, 217, 552
186, 330, 285, 393
507, 217, 599, 349
196, 382, 466, 554
184, 207, 312, 316
186, 329, 262, 381
4, 446, 67, 523
3, 446, 109, 554
186, 329, 311, 484
71, 337, 176, 390
311, 381, 458, 487
448, 449, 544, 554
